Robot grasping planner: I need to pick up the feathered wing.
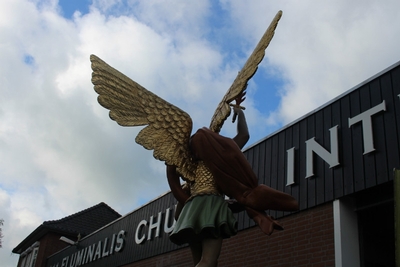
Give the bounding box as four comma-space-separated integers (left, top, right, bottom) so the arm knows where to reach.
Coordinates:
90, 54, 197, 180
209, 10, 283, 133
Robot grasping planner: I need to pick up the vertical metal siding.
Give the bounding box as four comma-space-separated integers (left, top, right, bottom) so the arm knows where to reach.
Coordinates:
332, 100, 344, 199
46, 63, 400, 267
243, 65, 400, 212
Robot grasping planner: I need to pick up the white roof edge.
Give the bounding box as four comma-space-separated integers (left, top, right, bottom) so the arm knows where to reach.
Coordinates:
244, 59, 400, 151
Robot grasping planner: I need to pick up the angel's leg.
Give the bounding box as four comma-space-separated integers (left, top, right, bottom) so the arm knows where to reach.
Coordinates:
189, 241, 202, 266
240, 184, 299, 211
195, 238, 223, 267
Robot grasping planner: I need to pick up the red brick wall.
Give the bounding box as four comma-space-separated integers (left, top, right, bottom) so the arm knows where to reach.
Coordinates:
35, 233, 71, 267
126, 202, 335, 267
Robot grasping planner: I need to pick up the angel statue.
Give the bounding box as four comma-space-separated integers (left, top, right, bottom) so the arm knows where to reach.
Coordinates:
91, 10, 298, 267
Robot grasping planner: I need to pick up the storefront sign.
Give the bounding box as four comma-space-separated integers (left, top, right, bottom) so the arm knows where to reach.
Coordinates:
286, 100, 386, 185
47, 205, 177, 267
134, 206, 176, 244
49, 230, 126, 267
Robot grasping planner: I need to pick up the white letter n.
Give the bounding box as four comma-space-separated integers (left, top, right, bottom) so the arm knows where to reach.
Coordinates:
305, 125, 340, 178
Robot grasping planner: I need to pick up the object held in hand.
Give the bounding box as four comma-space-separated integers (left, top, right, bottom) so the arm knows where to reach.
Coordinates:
230, 104, 246, 123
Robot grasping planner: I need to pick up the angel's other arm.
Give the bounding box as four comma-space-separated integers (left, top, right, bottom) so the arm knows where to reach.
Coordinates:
232, 107, 250, 149
166, 165, 190, 204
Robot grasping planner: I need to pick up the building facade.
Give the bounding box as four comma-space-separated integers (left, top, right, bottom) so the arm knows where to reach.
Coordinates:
12, 203, 121, 267
17, 61, 400, 266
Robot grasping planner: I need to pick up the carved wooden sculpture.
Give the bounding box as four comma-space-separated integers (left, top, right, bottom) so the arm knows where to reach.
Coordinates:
91, 10, 283, 186
91, 11, 298, 266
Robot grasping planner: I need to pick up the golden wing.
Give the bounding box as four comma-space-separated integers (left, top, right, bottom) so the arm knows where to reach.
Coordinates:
209, 10, 283, 133
91, 54, 197, 180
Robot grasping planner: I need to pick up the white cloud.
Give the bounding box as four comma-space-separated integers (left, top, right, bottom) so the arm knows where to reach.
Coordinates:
219, 1, 400, 126
1, 1, 400, 266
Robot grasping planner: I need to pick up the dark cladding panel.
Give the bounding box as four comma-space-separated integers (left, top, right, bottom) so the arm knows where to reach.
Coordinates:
370, 77, 387, 186
362, 81, 377, 189
136, 196, 150, 259
331, 100, 344, 199
270, 134, 279, 190
290, 122, 300, 205
277, 131, 287, 194
262, 137, 276, 219
392, 67, 400, 166
277, 131, 287, 191
269, 134, 279, 219
349, 88, 365, 192
246, 147, 258, 227
165, 194, 177, 251
152, 194, 163, 255
318, 108, 328, 204
379, 72, 399, 183
298, 119, 308, 210
284, 126, 293, 195
324, 105, 334, 202
306, 115, 317, 208
257, 141, 267, 184
236, 206, 246, 230
251, 142, 260, 179
237, 150, 250, 229
264, 138, 273, 187
248, 144, 260, 229
276, 131, 286, 218
340, 95, 354, 196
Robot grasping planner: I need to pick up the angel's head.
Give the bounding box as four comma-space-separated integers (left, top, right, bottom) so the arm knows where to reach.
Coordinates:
189, 127, 218, 162
189, 134, 199, 161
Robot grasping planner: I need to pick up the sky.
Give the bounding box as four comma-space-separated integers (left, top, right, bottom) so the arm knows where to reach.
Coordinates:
1, 0, 400, 265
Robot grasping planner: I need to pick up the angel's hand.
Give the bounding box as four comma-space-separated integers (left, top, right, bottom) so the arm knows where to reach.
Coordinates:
166, 164, 190, 204
235, 90, 247, 107
232, 90, 246, 123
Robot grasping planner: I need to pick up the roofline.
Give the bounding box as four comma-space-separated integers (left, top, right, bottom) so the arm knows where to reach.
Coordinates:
12, 202, 120, 254
12, 225, 76, 254
43, 202, 120, 226
45, 190, 173, 257
244, 59, 400, 151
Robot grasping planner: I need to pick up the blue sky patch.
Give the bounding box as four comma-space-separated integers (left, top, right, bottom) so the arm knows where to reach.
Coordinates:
23, 54, 35, 65
58, 0, 91, 18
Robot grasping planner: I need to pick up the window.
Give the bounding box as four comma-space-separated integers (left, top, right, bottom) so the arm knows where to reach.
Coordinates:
19, 242, 39, 267
29, 247, 38, 267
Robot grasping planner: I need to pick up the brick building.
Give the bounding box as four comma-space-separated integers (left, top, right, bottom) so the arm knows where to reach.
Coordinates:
13, 61, 399, 266
12, 202, 121, 267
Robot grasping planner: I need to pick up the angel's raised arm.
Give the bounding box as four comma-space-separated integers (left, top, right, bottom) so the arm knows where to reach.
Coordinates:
232, 92, 250, 149
209, 10, 283, 133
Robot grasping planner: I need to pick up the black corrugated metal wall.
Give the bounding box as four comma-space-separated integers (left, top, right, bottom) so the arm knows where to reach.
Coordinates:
46, 62, 400, 267
241, 63, 400, 227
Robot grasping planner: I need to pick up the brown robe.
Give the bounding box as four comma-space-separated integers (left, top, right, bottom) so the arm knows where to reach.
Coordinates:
190, 127, 299, 235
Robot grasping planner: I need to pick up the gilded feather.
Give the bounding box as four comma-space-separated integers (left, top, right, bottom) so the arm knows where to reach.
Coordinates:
209, 10, 282, 133
91, 55, 197, 180
90, 11, 282, 181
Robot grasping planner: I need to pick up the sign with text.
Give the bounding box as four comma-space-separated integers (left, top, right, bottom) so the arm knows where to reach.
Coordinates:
47, 62, 400, 266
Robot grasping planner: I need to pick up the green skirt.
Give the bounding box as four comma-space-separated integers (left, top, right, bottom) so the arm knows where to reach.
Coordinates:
169, 194, 237, 245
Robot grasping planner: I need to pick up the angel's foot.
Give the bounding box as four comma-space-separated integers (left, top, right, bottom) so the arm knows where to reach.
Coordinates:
246, 208, 283, 235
